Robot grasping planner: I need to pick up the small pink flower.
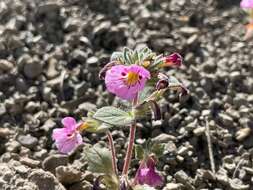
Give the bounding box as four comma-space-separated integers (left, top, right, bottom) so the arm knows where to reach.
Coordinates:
241, 0, 253, 8
162, 53, 182, 67
52, 117, 83, 154
105, 64, 150, 100
134, 157, 163, 187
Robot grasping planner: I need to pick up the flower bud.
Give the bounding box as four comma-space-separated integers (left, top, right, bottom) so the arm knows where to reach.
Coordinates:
156, 79, 169, 90
162, 53, 182, 67
149, 101, 161, 120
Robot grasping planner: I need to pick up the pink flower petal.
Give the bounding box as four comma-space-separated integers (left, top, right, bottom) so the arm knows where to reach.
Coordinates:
52, 128, 67, 141
55, 133, 83, 154
61, 117, 77, 131
134, 158, 163, 187
105, 64, 150, 101
241, 0, 253, 8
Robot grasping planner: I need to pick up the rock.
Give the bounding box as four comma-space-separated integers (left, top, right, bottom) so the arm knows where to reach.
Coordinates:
36, 2, 60, 16
217, 113, 234, 127
17, 134, 38, 149
177, 146, 188, 156
216, 173, 229, 186
174, 170, 195, 190
164, 183, 183, 190
41, 119, 57, 132
168, 114, 182, 128
71, 49, 87, 63
42, 155, 68, 173
0, 59, 14, 72
165, 141, 177, 154
20, 157, 40, 168
153, 133, 176, 143
23, 57, 43, 79
229, 178, 249, 190
235, 128, 251, 141
230, 71, 241, 83
86, 56, 99, 67
64, 18, 81, 32
193, 127, 205, 136
78, 102, 97, 113
6, 140, 21, 153
179, 27, 199, 35
0, 103, 6, 116
28, 169, 65, 190
0, 128, 12, 138
46, 58, 59, 79
68, 180, 92, 190
55, 166, 82, 185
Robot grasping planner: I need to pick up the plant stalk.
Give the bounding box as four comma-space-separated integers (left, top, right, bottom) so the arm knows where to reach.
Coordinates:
122, 94, 138, 175
107, 132, 118, 175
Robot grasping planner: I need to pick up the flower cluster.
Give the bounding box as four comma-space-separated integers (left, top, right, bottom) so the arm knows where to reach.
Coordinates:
240, 0, 253, 39
51, 47, 188, 190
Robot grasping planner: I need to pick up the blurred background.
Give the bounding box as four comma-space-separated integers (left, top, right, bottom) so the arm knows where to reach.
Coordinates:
1, 0, 253, 189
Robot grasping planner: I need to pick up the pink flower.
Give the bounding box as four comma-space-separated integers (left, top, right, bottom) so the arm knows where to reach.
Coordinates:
162, 53, 182, 67
134, 157, 163, 187
52, 117, 84, 154
105, 64, 150, 100
241, 0, 253, 8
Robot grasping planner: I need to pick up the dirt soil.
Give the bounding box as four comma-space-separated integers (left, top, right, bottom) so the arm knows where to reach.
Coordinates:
0, 0, 253, 189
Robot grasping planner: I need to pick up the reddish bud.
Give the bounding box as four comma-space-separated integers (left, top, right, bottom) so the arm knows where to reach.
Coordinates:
163, 53, 182, 67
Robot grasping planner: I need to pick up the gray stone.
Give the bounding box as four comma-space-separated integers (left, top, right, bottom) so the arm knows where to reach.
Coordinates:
218, 113, 234, 127
42, 154, 68, 173
23, 57, 43, 79
235, 128, 251, 142
20, 157, 40, 168
71, 49, 87, 62
0, 59, 14, 72
17, 135, 38, 149
28, 169, 65, 190
153, 133, 176, 143
164, 183, 183, 190
55, 166, 82, 185
0, 104, 6, 116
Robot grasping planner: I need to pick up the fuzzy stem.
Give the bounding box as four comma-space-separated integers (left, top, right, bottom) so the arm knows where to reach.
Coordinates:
107, 132, 118, 175
122, 94, 138, 175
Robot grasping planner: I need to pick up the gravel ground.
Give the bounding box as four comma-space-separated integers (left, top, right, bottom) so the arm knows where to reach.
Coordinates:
0, 0, 253, 189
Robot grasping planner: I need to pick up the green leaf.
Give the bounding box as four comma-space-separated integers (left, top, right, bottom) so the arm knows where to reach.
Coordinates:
151, 143, 165, 158
85, 145, 113, 174
111, 51, 123, 62
133, 185, 157, 190
93, 106, 134, 126
135, 144, 145, 160
102, 174, 119, 190
139, 86, 154, 103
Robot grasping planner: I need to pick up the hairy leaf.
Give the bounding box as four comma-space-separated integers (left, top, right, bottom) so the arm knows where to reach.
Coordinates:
93, 106, 134, 126
85, 145, 113, 174
135, 144, 145, 160
151, 143, 165, 158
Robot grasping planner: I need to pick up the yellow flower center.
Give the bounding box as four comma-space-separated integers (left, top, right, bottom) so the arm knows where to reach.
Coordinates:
78, 122, 89, 132
142, 60, 150, 68
125, 71, 140, 86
